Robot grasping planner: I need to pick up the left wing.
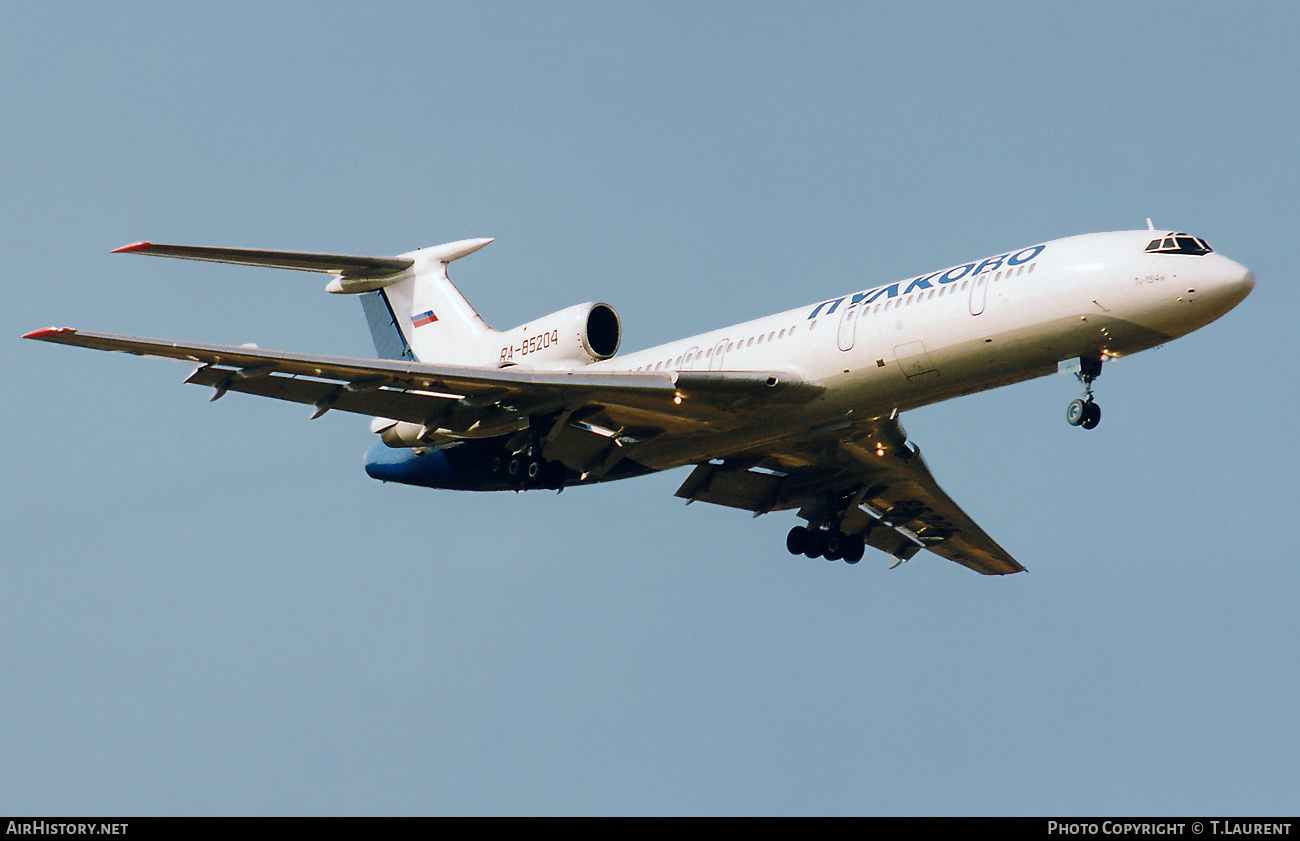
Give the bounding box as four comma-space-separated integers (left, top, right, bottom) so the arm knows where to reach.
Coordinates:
673, 414, 1025, 575
22, 327, 822, 458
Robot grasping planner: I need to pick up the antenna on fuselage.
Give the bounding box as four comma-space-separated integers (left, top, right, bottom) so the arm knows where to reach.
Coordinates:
1147, 218, 1155, 231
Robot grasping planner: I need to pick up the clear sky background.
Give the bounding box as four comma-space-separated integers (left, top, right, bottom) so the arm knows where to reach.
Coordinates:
2, 0, 1295, 816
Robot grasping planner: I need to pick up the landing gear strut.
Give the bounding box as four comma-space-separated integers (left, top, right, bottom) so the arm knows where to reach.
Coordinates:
1066, 355, 1103, 430
491, 421, 566, 490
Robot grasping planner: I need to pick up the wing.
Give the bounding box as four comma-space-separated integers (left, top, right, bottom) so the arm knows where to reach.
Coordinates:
24, 328, 1014, 573
673, 413, 1025, 575
22, 327, 823, 476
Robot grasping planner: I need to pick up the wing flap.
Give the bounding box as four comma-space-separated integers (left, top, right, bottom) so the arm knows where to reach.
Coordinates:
674, 462, 788, 510
184, 365, 458, 424
836, 432, 1024, 575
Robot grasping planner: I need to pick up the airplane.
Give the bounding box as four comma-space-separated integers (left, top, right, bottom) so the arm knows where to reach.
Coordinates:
23, 226, 1254, 575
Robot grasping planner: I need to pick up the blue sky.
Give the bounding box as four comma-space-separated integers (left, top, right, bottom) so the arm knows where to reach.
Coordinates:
3, 0, 1296, 815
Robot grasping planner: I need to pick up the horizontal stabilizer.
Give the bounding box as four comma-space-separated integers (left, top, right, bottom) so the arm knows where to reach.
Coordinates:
111, 241, 415, 279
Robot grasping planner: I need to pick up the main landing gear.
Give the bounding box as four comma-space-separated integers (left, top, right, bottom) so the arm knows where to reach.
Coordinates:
490, 449, 565, 489
786, 525, 866, 565
489, 416, 567, 489
488, 434, 566, 493
1066, 355, 1103, 430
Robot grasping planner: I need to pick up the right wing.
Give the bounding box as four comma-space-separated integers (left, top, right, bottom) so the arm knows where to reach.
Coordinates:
673, 414, 1025, 575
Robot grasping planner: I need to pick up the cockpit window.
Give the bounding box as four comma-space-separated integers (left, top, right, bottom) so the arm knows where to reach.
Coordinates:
1145, 232, 1213, 256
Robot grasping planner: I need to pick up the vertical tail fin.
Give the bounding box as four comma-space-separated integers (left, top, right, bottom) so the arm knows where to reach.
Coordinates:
357, 238, 496, 364
358, 289, 415, 360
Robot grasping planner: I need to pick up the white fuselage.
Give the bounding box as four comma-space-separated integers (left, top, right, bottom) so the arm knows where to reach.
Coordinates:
587, 230, 1252, 466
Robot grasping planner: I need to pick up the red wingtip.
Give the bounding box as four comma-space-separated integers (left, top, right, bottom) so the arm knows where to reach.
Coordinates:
111, 241, 153, 253
22, 327, 74, 339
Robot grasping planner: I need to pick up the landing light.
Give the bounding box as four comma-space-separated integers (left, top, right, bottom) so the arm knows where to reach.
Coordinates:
673, 393, 683, 405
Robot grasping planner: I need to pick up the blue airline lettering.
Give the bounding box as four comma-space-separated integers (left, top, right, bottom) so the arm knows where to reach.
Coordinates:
807, 297, 847, 319
863, 283, 900, 304
903, 274, 937, 294
972, 254, 1008, 276
938, 262, 976, 284
805, 243, 1047, 319
1007, 244, 1045, 265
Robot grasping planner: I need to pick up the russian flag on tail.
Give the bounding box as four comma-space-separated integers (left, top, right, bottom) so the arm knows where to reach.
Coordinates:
412, 310, 439, 328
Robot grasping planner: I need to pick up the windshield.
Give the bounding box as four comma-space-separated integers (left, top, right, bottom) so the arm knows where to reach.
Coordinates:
1145, 233, 1213, 256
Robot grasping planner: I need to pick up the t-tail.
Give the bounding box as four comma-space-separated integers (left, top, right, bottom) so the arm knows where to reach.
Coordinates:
110, 237, 499, 365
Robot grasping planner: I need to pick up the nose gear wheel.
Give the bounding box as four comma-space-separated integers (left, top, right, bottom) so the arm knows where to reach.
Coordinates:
1066, 355, 1103, 430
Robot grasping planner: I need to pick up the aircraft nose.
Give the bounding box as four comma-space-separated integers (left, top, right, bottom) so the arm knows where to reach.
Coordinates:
1198, 257, 1254, 315
1238, 267, 1256, 297
1222, 260, 1255, 306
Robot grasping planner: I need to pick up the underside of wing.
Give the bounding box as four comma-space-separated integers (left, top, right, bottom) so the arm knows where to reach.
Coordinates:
23, 328, 823, 468
673, 415, 1024, 575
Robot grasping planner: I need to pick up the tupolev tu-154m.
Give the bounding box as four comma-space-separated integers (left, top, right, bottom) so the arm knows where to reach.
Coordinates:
24, 227, 1254, 574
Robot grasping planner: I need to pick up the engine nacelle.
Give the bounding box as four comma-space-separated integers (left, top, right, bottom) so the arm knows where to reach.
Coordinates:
494, 302, 620, 368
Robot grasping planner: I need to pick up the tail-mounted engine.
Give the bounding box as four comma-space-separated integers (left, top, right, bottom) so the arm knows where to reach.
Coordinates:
495, 302, 621, 368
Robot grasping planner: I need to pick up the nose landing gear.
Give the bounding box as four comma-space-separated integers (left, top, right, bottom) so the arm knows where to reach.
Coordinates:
1066, 355, 1103, 430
